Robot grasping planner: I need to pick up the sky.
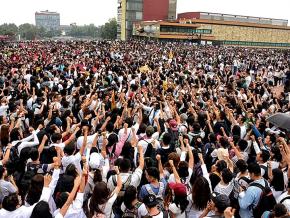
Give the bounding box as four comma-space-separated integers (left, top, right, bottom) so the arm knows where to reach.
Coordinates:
1, 0, 290, 26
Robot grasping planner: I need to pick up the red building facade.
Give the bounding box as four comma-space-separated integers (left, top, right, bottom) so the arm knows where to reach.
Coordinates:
143, 0, 170, 21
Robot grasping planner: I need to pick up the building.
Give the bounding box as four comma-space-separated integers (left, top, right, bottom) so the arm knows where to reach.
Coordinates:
117, 0, 177, 40
35, 10, 60, 30
133, 12, 290, 48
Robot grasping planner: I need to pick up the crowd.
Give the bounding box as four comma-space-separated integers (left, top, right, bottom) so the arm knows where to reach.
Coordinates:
0, 40, 290, 218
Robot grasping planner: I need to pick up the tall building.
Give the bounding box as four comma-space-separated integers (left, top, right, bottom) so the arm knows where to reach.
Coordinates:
117, 0, 177, 40
35, 10, 60, 30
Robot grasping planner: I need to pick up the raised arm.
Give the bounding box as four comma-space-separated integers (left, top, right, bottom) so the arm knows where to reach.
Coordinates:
156, 154, 164, 178
169, 159, 181, 183
58, 176, 81, 217
79, 126, 88, 155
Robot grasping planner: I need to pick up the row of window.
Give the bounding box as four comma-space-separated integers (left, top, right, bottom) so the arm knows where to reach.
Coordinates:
160, 26, 212, 34
222, 40, 290, 47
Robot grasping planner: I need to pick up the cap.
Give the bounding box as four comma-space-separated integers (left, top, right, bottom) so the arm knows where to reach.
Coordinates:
211, 192, 230, 212
168, 182, 187, 196
169, 119, 178, 131
89, 152, 101, 169
143, 194, 158, 208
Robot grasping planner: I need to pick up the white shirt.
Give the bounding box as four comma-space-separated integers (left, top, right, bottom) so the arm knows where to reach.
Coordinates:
118, 123, 140, 142
77, 133, 98, 150
0, 105, 9, 117
107, 168, 143, 192
0, 187, 51, 218
169, 203, 186, 218
61, 152, 82, 173
12, 130, 40, 154
277, 192, 290, 211
53, 193, 86, 218
139, 137, 160, 154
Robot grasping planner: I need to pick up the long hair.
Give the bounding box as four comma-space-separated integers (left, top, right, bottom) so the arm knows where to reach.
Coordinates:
123, 185, 137, 210
89, 182, 111, 217
191, 177, 211, 211
0, 124, 9, 147
26, 174, 44, 206
31, 201, 52, 218
271, 168, 285, 192
173, 194, 189, 213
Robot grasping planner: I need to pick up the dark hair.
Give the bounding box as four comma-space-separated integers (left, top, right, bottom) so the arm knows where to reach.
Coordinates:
55, 192, 69, 209
63, 142, 76, 156
89, 182, 111, 216
271, 146, 282, 162
219, 137, 229, 149
93, 169, 102, 183
26, 174, 44, 206
123, 186, 137, 210
106, 122, 114, 132
221, 168, 233, 184
31, 201, 52, 218
51, 132, 62, 143
10, 128, 20, 141
273, 203, 288, 217
30, 147, 39, 161
173, 194, 189, 213
65, 164, 78, 178
216, 160, 227, 173
119, 158, 131, 173
248, 163, 261, 176
120, 142, 134, 165
236, 159, 248, 173
0, 125, 9, 147
260, 150, 270, 163
146, 167, 160, 181
2, 193, 19, 211
271, 168, 285, 192
178, 161, 189, 178
162, 133, 171, 145
191, 177, 211, 210
238, 139, 248, 151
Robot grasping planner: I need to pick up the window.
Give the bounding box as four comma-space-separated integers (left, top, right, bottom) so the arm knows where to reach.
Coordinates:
136, 12, 142, 20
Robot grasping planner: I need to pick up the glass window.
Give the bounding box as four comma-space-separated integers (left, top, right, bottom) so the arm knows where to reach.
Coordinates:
136, 12, 142, 20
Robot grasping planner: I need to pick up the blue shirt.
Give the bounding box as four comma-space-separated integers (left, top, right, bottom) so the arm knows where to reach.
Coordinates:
139, 178, 167, 200
238, 178, 267, 218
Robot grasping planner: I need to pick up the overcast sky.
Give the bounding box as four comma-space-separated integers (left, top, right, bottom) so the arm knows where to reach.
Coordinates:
1, 0, 290, 26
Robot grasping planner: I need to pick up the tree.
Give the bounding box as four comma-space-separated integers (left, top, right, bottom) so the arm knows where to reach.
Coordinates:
0, 23, 18, 36
18, 23, 41, 40
99, 18, 117, 39
67, 24, 98, 38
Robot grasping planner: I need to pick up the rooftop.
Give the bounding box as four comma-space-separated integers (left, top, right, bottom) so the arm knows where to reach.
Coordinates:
35, 10, 59, 15
178, 12, 288, 27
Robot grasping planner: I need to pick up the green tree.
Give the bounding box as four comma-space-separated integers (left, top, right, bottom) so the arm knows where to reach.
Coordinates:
19, 23, 41, 40
67, 24, 98, 38
0, 23, 18, 36
99, 18, 117, 39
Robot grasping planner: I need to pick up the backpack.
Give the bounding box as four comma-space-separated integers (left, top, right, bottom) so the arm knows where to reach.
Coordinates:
180, 177, 191, 193
5, 142, 22, 174
167, 129, 179, 148
145, 183, 165, 213
229, 180, 240, 209
113, 175, 132, 197
280, 193, 290, 204
112, 175, 132, 216
259, 165, 269, 180
238, 176, 252, 189
249, 179, 276, 218
122, 201, 142, 218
